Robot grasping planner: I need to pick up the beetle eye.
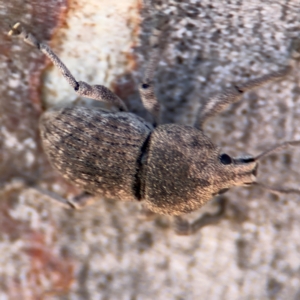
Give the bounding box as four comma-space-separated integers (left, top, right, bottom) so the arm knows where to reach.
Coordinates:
141, 83, 150, 89
220, 153, 232, 165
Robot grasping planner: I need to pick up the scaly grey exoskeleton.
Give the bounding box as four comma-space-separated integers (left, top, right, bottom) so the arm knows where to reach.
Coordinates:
8, 22, 300, 235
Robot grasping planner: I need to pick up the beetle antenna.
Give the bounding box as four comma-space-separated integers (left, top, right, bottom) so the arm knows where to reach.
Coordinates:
254, 140, 300, 161
252, 140, 300, 195
253, 182, 300, 195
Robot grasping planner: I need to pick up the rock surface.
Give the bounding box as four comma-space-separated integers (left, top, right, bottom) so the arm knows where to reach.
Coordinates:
1, 0, 300, 299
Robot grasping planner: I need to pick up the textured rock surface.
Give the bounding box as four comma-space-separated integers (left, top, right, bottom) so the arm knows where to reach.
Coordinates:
1, 0, 300, 299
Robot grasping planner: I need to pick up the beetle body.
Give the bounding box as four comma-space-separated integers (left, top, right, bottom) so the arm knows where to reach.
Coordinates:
40, 106, 257, 216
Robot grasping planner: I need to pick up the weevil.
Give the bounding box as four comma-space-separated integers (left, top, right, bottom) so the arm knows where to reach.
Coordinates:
8, 22, 300, 235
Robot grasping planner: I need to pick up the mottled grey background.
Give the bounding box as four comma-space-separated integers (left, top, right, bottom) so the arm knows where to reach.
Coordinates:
1, 0, 300, 299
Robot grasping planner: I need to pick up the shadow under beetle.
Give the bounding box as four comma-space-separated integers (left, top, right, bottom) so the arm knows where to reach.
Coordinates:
8, 22, 300, 235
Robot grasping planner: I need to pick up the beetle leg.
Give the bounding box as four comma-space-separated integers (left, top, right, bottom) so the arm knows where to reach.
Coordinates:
139, 204, 157, 221
31, 186, 94, 209
195, 66, 291, 129
173, 197, 227, 235
8, 22, 127, 111
138, 26, 162, 126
